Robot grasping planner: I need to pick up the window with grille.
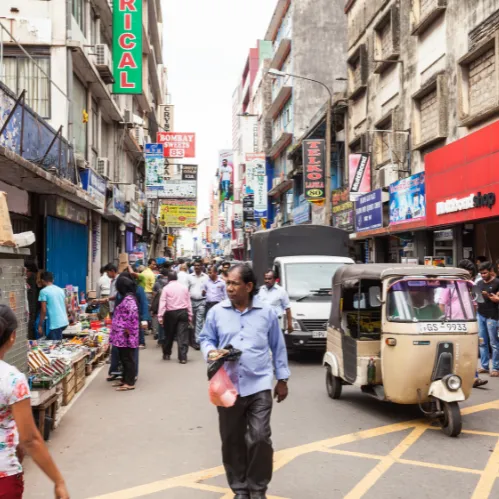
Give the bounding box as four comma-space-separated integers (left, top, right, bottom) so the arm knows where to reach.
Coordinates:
73, 0, 85, 33
2, 56, 50, 118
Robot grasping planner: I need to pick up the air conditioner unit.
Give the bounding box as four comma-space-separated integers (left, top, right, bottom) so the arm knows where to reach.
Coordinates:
133, 126, 145, 146
94, 44, 114, 84
379, 163, 399, 189
123, 109, 132, 124
97, 157, 112, 180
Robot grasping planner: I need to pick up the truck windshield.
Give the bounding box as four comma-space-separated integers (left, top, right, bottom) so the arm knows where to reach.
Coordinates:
387, 279, 475, 322
285, 263, 345, 300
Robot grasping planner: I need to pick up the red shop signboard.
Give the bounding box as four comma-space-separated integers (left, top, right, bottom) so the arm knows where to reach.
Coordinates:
157, 132, 196, 158
425, 120, 499, 227
303, 139, 325, 201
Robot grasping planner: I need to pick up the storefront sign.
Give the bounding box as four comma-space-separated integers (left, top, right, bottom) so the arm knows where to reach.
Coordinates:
151, 180, 197, 199
80, 170, 107, 210
303, 140, 326, 201
243, 195, 254, 221
389, 172, 426, 225
110, 186, 126, 219
56, 197, 88, 225
332, 201, 354, 232
356, 189, 383, 232
436, 192, 496, 215
112, 0, 142, 94
159, 104, 174, 133
349, 154, 371, 200
253, 174, 268, 217
292, 196, 311, 225
157, 133, 196, 158
145, 143, 165, 193
159, 200, 197, 228
311, 200, 326, 225
332, 187, 349, 206
182, 165, 198, 181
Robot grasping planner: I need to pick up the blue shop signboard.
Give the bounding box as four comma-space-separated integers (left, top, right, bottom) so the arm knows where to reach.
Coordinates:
292, 195, 310, 225
80, 169, 107, 210
112, 186, 126, 219
355, 189, 383, 232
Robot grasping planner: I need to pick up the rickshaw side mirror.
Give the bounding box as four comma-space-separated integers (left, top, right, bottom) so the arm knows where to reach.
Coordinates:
369, 286, 382, 307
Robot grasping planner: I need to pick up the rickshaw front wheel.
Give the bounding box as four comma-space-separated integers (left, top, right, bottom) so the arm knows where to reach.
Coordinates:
326, 366, 342, 399
439, 401, 462, 437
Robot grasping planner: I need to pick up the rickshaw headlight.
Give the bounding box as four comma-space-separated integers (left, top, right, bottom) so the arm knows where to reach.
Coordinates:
444, 374, 462, 391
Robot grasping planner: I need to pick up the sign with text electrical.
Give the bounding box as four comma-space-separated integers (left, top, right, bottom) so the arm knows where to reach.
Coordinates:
157, 133, 196, 158
303, 139, 325, 201
112, 0, 142, 94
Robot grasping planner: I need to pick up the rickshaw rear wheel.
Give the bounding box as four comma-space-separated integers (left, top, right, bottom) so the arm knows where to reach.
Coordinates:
326, 366, 342, 399
440, 401, 462, 437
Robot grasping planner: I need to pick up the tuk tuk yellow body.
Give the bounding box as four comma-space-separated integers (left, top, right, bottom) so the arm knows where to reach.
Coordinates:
323, 264, 478, 437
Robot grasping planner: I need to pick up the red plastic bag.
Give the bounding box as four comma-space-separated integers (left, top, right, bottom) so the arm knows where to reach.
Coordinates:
209, 366, 238, 407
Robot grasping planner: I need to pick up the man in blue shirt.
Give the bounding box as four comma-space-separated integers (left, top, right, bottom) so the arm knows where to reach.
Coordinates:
258, 270, 293, 334
202, 265, 228, 317
38, 272, 69, 340
200, 264, 290, 499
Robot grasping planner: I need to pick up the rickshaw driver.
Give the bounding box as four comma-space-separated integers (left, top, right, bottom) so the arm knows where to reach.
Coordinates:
389, 284, 443, 321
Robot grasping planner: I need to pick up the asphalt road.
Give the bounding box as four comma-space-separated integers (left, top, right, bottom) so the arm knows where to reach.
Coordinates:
24, 338, 499, 499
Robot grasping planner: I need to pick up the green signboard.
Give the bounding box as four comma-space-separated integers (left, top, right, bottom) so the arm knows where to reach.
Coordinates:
112, 0, 143, 94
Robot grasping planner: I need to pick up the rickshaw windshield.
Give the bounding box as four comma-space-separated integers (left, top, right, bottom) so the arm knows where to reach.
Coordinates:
387, 279, 475, 322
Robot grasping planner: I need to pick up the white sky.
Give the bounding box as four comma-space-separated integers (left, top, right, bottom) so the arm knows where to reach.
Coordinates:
161, 0, 278, 252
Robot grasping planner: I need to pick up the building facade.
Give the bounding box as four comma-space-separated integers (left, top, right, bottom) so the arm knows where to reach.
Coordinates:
0, 0, 167, 291
345, 0, 499, 265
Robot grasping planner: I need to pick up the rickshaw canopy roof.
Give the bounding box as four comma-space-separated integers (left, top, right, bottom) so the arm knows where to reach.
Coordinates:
332, 264, 470, 286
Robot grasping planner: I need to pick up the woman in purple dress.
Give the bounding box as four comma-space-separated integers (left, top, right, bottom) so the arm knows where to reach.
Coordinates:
110, 278, 139, 392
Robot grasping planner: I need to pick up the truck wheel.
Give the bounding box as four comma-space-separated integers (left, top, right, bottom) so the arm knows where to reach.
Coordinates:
440, 401, 462, 437
326, 366, 342, 399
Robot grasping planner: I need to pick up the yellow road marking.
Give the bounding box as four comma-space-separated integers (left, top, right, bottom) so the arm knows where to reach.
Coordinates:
471, 439, 499, 499
343, 425, 428, 499
87, 399, 499, 499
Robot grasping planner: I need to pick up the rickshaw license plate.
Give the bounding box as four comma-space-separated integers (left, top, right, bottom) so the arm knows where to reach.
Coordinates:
312, 331, 327, 338
418, 323, 469, 333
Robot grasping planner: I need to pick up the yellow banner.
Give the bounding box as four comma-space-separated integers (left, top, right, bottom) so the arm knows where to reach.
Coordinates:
159, 200, 197, 228
167, 234, 175, 247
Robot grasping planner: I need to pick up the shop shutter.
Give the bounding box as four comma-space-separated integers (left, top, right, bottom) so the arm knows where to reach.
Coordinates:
46, 216, 88, 292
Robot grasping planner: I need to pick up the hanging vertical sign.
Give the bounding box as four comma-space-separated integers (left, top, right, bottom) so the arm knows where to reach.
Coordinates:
112, 0, 143, 94
303, 140, 326, 201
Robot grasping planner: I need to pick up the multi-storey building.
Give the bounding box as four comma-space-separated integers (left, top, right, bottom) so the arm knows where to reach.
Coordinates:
345, 0, 499, 264
264, 0, 348, 226
0, 0, 166, 289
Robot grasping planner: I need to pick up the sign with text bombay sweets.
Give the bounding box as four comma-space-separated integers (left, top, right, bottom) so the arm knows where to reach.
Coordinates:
112, 0, 142, 94
303, 140, 326, 201
157, 133, 196, 158
159, 200, 197, 228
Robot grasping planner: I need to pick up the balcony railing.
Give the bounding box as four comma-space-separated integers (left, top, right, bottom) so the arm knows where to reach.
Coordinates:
0, 81, 77, 183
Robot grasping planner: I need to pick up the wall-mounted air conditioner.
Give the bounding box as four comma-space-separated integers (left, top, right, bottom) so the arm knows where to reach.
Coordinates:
97, 157, 112, 180
94, 44, 114, 84
379, 163, 399, 189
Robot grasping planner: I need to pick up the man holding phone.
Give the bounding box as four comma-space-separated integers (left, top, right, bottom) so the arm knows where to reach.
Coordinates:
476, 262, 499, 377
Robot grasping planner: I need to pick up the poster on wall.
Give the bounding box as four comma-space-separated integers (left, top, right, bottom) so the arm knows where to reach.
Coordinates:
159, 200, 197, 228
145, 143, 165, 191
355, 189, 383, 232
389, 172, 426, 225
218, 150, 234, 202
332, 202, 354, 232
349, 153, 371, 201
112, 0, 142, 94
303, 140, 326, 201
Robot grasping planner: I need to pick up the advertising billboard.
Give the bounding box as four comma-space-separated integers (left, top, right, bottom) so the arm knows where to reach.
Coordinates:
303, 140, 326, 201
157, 133, 196, 158
389, 172, 426, 225
182, 165, 198, 181
218, 150, 234, 202
355, 189, 383, 232
349, 153, 371, 200
159, 200, 197, 228
145, 143, 165, 190
333, 202, 354, 232
112, 0, 142, 94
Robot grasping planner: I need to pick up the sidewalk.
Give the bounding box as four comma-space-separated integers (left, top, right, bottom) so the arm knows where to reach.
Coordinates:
24, 339, 223, 499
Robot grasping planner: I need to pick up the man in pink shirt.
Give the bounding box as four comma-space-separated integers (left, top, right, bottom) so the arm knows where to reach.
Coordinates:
158, 271, 193, 363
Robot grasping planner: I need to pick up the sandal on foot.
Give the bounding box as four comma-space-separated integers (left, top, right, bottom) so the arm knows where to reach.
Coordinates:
477, 368, 490, 374
473, 378, 489, 388
491, 371, 499, 378
116, 385, 135, 392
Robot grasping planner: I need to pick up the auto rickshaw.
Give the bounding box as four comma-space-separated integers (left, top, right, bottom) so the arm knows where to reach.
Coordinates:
323, 264, 478, 437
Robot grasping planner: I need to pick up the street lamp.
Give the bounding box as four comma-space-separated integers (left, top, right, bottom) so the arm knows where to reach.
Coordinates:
268, 69, 333, 225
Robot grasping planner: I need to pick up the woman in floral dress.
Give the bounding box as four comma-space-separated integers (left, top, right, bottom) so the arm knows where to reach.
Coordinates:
0, 304, 69, 498
110, 278, 139, 392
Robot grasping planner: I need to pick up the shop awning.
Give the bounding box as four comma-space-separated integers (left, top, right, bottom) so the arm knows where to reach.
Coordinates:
0, 145, 101, 210
350, 218, 427, 240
